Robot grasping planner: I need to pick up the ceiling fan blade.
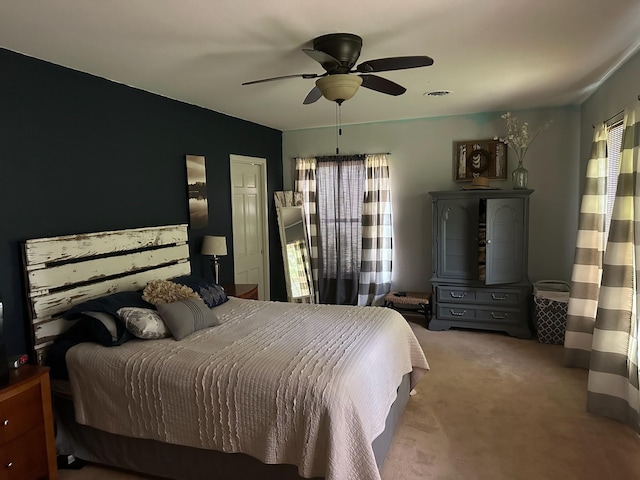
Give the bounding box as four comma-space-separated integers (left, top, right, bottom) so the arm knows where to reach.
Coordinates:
303, 86, 323, 105
242, 73, 318, 86
360, 74, 406, 96
355, 55, 434, 73
302, 48, 342, 72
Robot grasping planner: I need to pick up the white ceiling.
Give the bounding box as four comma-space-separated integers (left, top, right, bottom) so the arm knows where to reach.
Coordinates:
2, 1, 640, 131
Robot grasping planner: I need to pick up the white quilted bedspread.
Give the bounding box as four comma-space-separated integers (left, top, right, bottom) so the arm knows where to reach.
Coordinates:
66, 298, 429, 480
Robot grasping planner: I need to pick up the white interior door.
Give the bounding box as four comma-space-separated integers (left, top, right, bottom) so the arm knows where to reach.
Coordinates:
230, 155, 269, 300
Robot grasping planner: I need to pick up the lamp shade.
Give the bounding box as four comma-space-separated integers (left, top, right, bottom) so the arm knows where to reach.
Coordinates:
316, 74, 363, 103
201, 236, 227, 256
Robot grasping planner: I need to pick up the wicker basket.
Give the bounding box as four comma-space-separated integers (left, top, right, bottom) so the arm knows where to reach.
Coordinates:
533, 281, 570, 345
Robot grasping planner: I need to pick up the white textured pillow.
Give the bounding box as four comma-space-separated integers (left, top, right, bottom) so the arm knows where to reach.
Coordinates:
117, 307, 171, 340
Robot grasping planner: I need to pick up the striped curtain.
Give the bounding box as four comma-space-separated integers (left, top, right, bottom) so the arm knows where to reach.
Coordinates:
565, 105, 640, 431
359, 154, 393, 305
295, 154, 393, 306
586, 105, 640, 431
564, 124, 608, 368
294, 158, 320, 301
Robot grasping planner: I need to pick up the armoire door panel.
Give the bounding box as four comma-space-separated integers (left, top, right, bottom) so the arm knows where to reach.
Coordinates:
439, 199, 478, 279
485, 198, 524, 285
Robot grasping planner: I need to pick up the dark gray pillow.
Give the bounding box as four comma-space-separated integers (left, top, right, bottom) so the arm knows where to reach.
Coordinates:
156, 298, 220, 340
173, 275, 228, 308
63, 290, 154, 319
83, 311, 119, 342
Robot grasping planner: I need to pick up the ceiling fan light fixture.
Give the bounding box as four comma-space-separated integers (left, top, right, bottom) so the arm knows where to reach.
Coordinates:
316, 74, 363, 103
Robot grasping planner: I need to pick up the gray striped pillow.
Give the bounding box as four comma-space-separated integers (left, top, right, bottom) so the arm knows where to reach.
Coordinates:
156, 298, 219, 340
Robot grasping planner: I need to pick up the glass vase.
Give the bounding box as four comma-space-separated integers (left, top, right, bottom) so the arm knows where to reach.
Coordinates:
512, 160, 528, 189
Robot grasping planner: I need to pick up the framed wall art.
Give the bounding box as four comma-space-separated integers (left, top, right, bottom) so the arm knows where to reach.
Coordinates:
185, 154, 208, 229
454, 139, 507, 182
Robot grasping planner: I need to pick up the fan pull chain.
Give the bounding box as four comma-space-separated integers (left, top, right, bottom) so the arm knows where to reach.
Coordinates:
336, 102, 340, 155
335, 102, 343, 155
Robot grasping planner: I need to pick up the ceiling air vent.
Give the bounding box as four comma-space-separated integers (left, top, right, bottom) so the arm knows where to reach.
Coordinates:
424, 90, 452, 97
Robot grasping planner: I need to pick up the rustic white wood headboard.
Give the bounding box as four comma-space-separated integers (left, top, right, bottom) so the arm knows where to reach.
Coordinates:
22, 224, 191, 363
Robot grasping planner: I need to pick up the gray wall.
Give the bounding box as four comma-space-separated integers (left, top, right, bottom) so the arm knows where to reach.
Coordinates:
283, 107, 580, 292
580, 49, 640, 180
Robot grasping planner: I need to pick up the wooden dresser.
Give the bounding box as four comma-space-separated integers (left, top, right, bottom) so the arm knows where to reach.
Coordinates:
0, 365, 57, 480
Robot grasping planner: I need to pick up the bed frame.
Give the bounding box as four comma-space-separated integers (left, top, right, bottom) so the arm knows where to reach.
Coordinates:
22, 224, 191, 364
22, 224, 410, 480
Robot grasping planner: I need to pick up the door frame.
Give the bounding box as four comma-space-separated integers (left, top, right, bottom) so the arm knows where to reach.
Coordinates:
229, 154, 270, 300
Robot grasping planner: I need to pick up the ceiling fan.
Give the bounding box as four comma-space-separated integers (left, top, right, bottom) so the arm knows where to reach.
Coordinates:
242, 33, 434, 105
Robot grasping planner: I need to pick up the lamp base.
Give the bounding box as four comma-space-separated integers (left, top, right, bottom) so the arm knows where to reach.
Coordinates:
210, 256, 221, 285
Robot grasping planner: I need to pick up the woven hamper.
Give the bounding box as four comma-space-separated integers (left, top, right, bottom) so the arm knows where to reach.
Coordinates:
533, 281, 570, 345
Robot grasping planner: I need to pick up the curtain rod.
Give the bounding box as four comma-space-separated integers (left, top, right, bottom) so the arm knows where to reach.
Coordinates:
591, 95, 639, 129
593, 110, 624, 129
292, 153, 391, 159
323, 152, 392, 156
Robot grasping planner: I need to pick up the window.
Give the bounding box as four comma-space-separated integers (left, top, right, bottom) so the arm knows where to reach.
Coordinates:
315, 160, 365, 280
605, 120, 623, 239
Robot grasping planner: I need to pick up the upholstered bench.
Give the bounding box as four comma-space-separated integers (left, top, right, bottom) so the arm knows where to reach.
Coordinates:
383, 291, 431, 327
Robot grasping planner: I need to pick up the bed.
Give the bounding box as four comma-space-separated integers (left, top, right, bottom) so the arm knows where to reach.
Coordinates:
22, 224, 429, 480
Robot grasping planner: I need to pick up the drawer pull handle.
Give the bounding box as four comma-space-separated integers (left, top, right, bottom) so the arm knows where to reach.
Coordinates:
6, 462, 13, 468
491, 312, 508, 319
450, 309, 467, 316
450, 292, 466, 298
491, 294, 508, 301
2, 419, 7, 426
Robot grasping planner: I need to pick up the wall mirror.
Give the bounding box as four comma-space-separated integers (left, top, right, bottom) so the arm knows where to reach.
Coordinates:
276, 206, 315, 303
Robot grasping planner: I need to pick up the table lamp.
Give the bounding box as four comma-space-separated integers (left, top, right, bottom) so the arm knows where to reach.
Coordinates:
201, 235, 227, 284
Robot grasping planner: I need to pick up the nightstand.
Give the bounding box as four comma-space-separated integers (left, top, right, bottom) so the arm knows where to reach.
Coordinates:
0, 365, 57, 480
224, 283, 259, 300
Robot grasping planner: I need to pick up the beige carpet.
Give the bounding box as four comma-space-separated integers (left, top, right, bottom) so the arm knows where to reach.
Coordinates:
58, 319, 640, 480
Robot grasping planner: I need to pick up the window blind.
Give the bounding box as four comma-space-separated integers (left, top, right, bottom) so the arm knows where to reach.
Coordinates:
605, 120, 623, 239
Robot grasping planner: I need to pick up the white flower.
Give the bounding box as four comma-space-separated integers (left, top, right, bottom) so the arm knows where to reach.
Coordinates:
496, 112, 552, 164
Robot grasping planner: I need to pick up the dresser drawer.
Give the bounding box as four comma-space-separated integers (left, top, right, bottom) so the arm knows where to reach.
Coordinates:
436, 304, 477, 321
0, 423, 48, 480
476, 307, 522, 325
437, 304, 522, 325
0, 383, 43, 444
476, 289, 521, 307
437, 286, 476, 304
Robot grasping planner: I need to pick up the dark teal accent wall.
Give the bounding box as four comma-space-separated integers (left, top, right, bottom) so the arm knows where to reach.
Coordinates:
0, 48, 286, 357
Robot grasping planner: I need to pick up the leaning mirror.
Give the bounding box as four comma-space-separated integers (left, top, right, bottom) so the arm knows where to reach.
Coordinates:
276, 206, 315, 303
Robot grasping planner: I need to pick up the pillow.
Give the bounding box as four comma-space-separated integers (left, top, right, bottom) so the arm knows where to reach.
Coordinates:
156, 298, 220, 340
173, 275, 228, 308
142, 279, 200, 305
59, 312, 133, 346
83, 311, 119, 342
117, 307, 171, 340
63, 291, 154, 320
